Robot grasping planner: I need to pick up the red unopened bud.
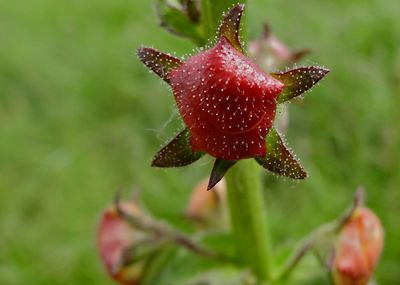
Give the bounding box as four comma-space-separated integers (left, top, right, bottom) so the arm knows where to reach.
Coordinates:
138, 4, 329, 182
185, 178, 227, 226
97, 202, 145, 285
332, 207, 384, 285
248, 23, 309, 71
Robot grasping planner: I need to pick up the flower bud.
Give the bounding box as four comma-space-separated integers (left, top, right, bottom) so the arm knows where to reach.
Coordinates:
185, 178, 227, 226
138, 4, 328, 182
248, 24, 309, 71
332, 207, 384, 285
97, 202, 145, 285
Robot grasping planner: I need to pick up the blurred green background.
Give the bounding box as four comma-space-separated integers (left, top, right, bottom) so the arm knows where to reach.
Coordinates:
1, 0, 399, 284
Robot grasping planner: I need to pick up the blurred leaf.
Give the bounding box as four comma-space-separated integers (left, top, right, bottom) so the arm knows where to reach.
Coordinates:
276, 254, 330, 285
255, 128, 307, 179
200, 233, 235, 261
152, 128, 204, 167
142, 244, 178, 285
184, 0, 201, 23
184, 266, 257, 285
157, 0, 204, 45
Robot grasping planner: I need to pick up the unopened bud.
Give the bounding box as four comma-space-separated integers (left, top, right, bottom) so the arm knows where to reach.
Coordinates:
332, 207, 384, 285
185, 178, 227, 226
97, 202, 145, 285
248, 23, 309, 71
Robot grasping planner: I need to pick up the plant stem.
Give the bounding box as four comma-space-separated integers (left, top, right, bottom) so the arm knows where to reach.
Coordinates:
273, 189, 363, 281
274, 222, 335, 280
200, 0, 214, 40
201, 1, 272, 281
226, 160, 272, 281
115, 195, 223, 261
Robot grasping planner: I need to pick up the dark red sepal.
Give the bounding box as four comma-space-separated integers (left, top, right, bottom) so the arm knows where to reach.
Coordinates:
271, 66, 330, 103
208, 158, 237, 190
255, 128, 307, 179
151, 128, 203, 167
137, 47, 183, 83
218, 4, 244, 53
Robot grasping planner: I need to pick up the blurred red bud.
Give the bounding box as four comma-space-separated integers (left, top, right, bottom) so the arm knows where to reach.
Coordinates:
185, 178, 226, 225
97, 202, 144, 285
248, 23, 309, 71
332, 207, 384, 285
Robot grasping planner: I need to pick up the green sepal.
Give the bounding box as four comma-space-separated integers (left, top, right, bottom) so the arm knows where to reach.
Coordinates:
218, 4, 245, 53
151, 128, 203, 167
208, 158, 237, 190
271, 66, 330, 103
255, 128, 307, 179
157, 0, 205, 45
137, 47, 183, 83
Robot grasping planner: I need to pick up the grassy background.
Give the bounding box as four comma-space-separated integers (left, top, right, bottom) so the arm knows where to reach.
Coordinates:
0, 0, 399, 284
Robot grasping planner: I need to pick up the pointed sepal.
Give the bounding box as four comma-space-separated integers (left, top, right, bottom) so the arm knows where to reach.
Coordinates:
218, 4, 244, 53
151, 128, 203, 167
137, 47, 183, 83
208, 159, 237, 190
255, 128, 307, 179
271, 66, 330, 103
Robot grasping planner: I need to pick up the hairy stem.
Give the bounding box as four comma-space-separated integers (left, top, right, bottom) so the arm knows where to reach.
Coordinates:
201, 1, 272, 281
115, 195, 223, 260
226, 160, 272, 281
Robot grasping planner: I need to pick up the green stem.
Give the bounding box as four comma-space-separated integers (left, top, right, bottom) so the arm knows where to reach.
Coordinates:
201, 1, 272, 281
273, 189, 362, 281
226, 160, 272, 281
201, 0, 214, 40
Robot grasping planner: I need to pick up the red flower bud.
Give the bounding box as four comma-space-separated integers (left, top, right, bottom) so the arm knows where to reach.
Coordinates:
332, 207, 384, 285
138, 4, 329, 186
248, 23, 309, 71
170, 36, 283, 160
97, 203, 144, 285
185, 178, 227, 224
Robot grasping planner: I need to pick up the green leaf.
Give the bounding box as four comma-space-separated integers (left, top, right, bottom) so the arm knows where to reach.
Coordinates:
185, 267, 257, 285
157, 0, 205, 45
218, 4, 245, 53
141, 244, 177, 285
271, 66, 330, 103
208, 159, 236, 190
255, 128, 307, 179
137, 47, 183, 83
151, 128, 203, 167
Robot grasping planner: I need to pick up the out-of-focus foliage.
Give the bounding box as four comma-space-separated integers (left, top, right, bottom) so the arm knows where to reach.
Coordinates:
157, 0, 204, 45
0, 0, 399, 284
